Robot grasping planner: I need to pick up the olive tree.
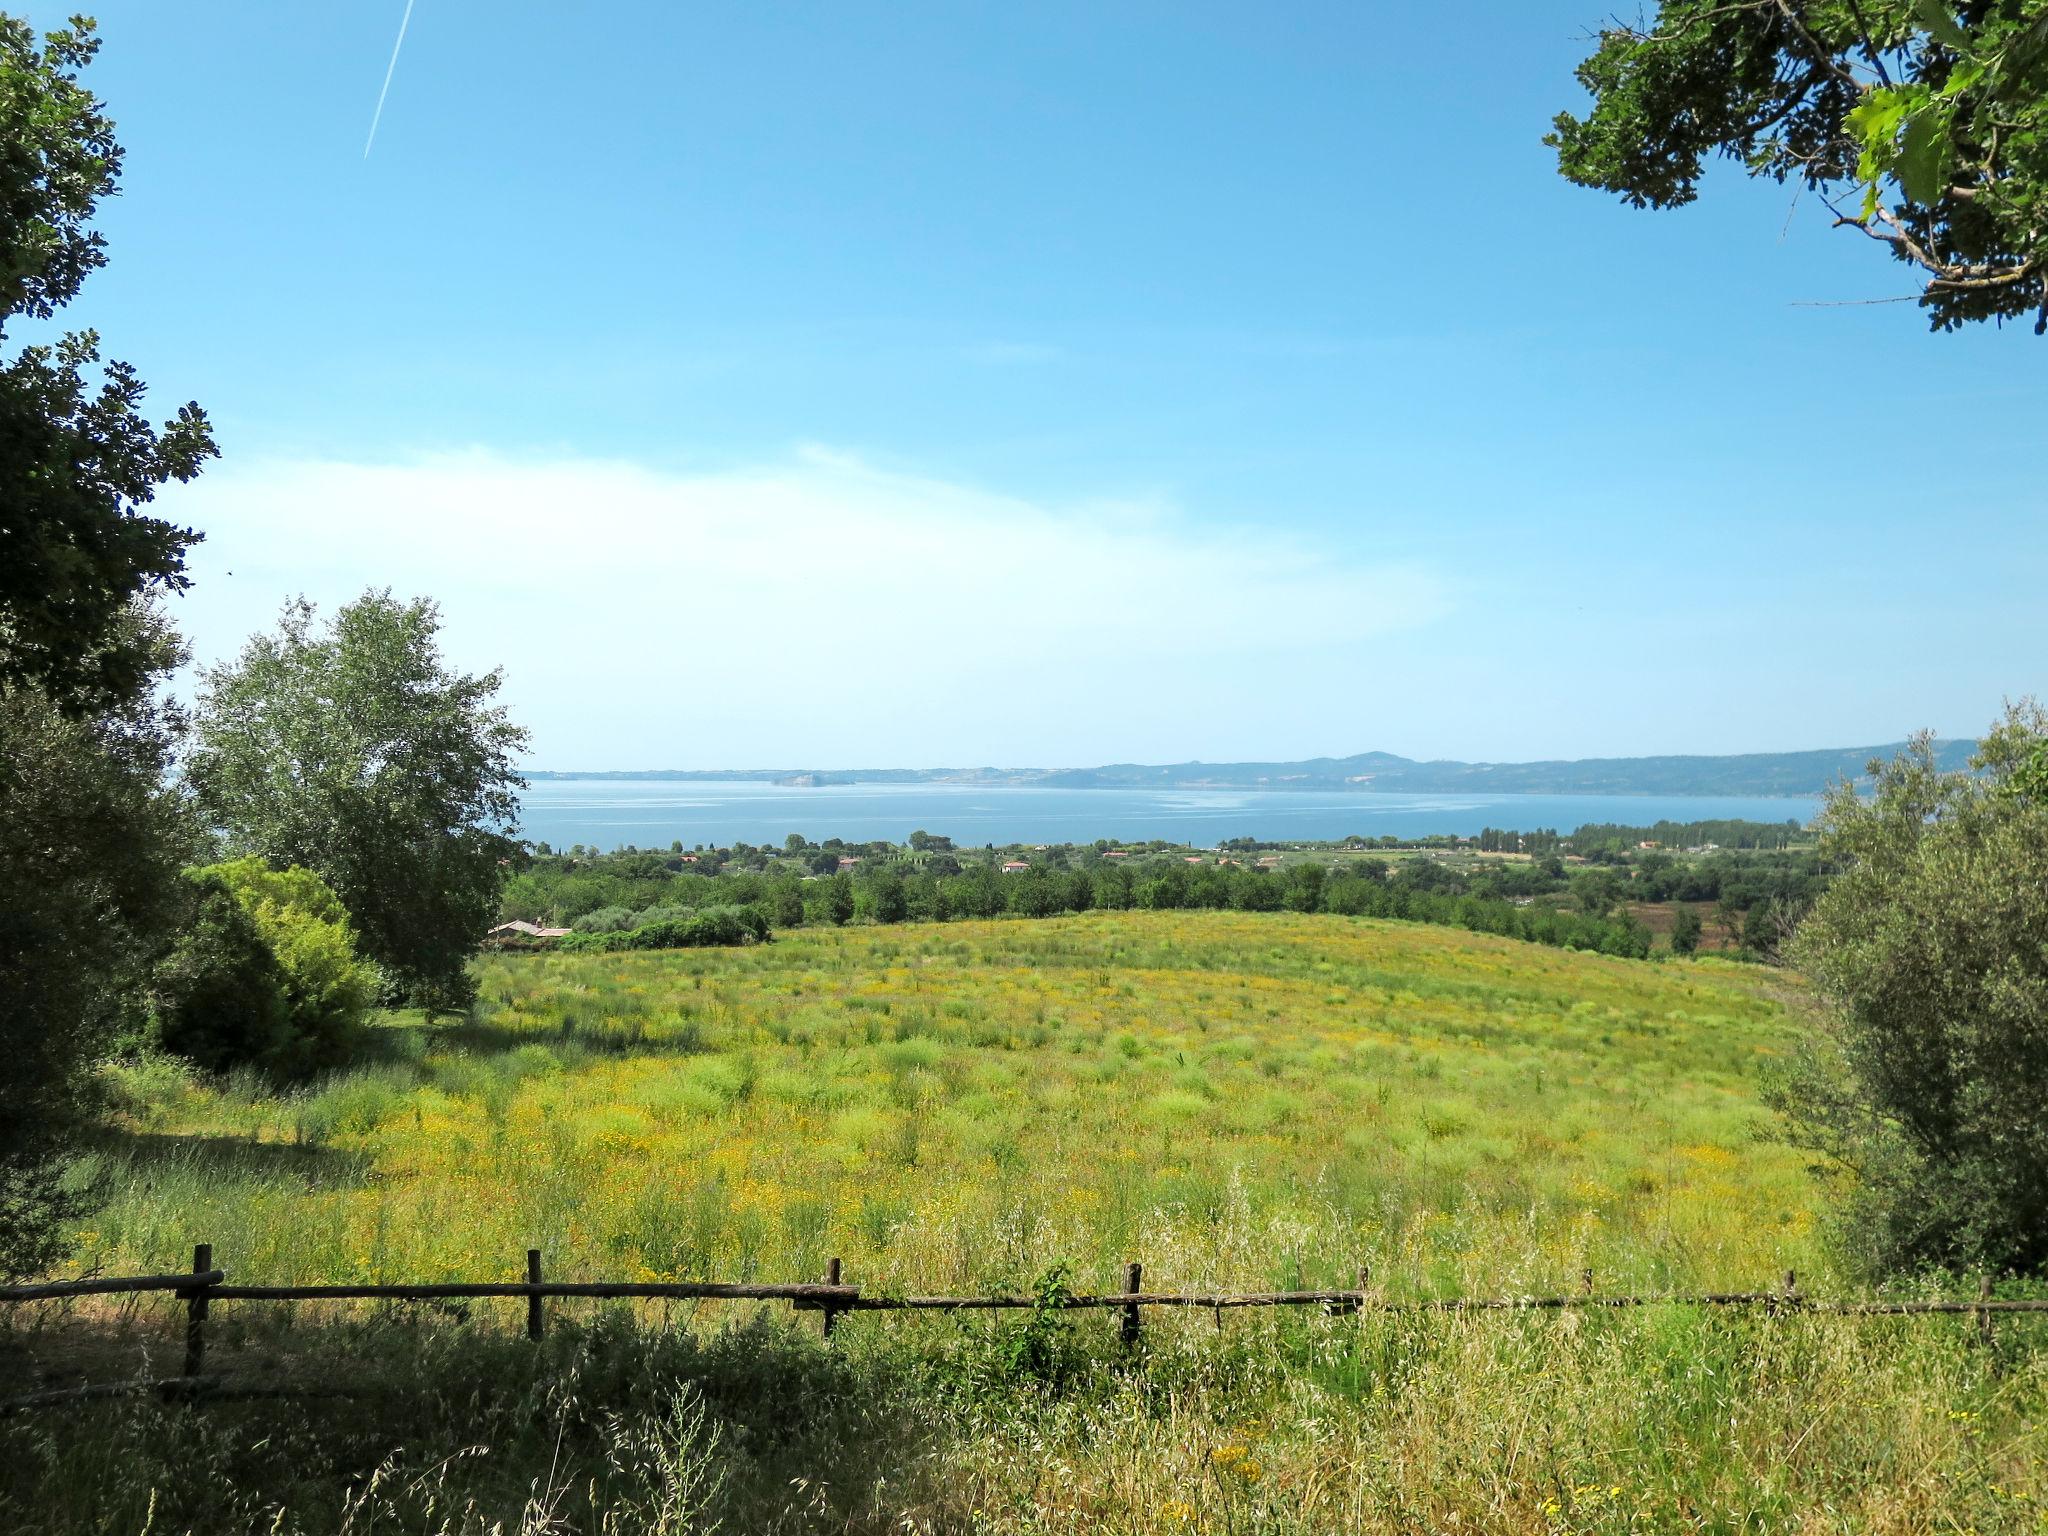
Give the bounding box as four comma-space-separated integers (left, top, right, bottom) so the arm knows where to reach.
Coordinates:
1779, 703, 2048, 1276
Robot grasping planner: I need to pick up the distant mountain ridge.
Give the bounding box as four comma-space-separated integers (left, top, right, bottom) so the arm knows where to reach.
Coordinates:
528, 740, 1977, 798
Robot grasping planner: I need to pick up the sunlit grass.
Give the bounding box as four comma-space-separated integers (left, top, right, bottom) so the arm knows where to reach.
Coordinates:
75, 911, 1815, 1298
25, 912, 2048, 1533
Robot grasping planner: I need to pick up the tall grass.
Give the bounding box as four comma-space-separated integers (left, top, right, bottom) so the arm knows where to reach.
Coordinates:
73, 913, 1811, 1297
5, 1301, 2042, 1533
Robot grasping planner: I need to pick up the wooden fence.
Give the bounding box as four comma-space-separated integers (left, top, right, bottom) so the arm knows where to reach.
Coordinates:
7, 1247, 2048, 1385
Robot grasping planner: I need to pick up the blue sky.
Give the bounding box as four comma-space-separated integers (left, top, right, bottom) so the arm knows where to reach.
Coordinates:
30, 0, 2044, 768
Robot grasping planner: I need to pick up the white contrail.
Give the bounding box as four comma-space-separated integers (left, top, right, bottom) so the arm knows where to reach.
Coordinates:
363, 0, 417, 158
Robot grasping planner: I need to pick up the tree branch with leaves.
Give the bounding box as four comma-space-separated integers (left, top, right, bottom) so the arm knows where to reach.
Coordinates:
0, 15, 216, 712
1551, 0, 2048, 332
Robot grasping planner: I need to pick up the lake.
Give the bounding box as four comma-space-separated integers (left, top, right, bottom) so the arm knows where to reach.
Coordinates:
515, 779, 1822, 850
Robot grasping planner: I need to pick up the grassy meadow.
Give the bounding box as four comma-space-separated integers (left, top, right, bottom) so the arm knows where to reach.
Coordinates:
10, 911, 2047, 1534
77, 911, 1811, 1297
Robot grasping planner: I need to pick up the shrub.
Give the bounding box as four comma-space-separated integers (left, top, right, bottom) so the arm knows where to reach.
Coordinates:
205, 858, 378, 1062
152, 874, 294, 1073
154, 860, 377, 1075
556, 905, 772, 954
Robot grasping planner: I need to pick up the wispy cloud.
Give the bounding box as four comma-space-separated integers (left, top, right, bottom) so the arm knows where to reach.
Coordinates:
165, 449, 1449, 766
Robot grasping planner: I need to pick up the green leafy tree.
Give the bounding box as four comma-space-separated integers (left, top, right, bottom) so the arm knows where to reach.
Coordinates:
1007, 867, 1065, 918
815, 872, 855, 926
0, 17, 216, 713
2011, 735, 2048, 800
0, 613, 192, 1275
768, 876, 806, 929
1742, 898, 1799, 960
188, 592, 529, 1006
862, 869, 909, 924
1283, 863, 1326, 913
1570, 867, 1626, 916
1670, 904, 1704, 954
1708, 891, 1741, 940
0, 18, 217, 1273
1551, 1, 2048, 332
1777, 705, 2048, 1276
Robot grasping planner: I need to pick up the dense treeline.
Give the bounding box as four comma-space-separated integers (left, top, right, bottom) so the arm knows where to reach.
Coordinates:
1622, 850, 1827, 907
503, 843, 1671, 959
498, 813, 1851, 964
1470, 819, 1804, 854
1570, 818, 1806, 853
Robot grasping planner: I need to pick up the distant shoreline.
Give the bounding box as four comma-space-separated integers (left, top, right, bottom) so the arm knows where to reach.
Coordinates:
522, 773, 1823, 800
520, 739, 1966, 800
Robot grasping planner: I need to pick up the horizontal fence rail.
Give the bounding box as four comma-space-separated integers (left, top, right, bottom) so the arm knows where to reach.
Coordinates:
6, 1248, 2041, 1391
198, 1282, 861, 1304
0, 1271, 224, 1303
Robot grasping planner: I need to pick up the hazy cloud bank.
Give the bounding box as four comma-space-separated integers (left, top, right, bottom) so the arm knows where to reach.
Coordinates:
163, 447, 1449, 767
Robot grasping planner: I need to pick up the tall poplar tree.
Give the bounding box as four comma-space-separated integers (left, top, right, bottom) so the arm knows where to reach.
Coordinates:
189, 592, 529, 1007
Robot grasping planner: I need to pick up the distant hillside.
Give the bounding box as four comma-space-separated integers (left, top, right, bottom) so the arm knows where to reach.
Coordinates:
1037, 742, 1979, 795
529, 740, 1976, 797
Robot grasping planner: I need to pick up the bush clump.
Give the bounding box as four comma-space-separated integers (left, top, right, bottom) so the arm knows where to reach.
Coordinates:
556, 904, 771, 953
151, 858, 378, 1075
151, 873, 295, 1073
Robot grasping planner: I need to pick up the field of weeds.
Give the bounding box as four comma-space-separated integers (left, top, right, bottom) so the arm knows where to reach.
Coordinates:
75, 912, 1809, 1297
8, 911, 2043, 1534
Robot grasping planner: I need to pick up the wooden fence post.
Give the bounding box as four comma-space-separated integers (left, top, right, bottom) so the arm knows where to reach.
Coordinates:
1782, 1269, 1799, 1310
1979, 1274, 1998, 1365
822, 1257, 842, 1340
527, 1250, 544, 1341
1120, 1261, 1142, 1348
183, 1243, 212, 1378
1582, 1267, 1594, 1297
